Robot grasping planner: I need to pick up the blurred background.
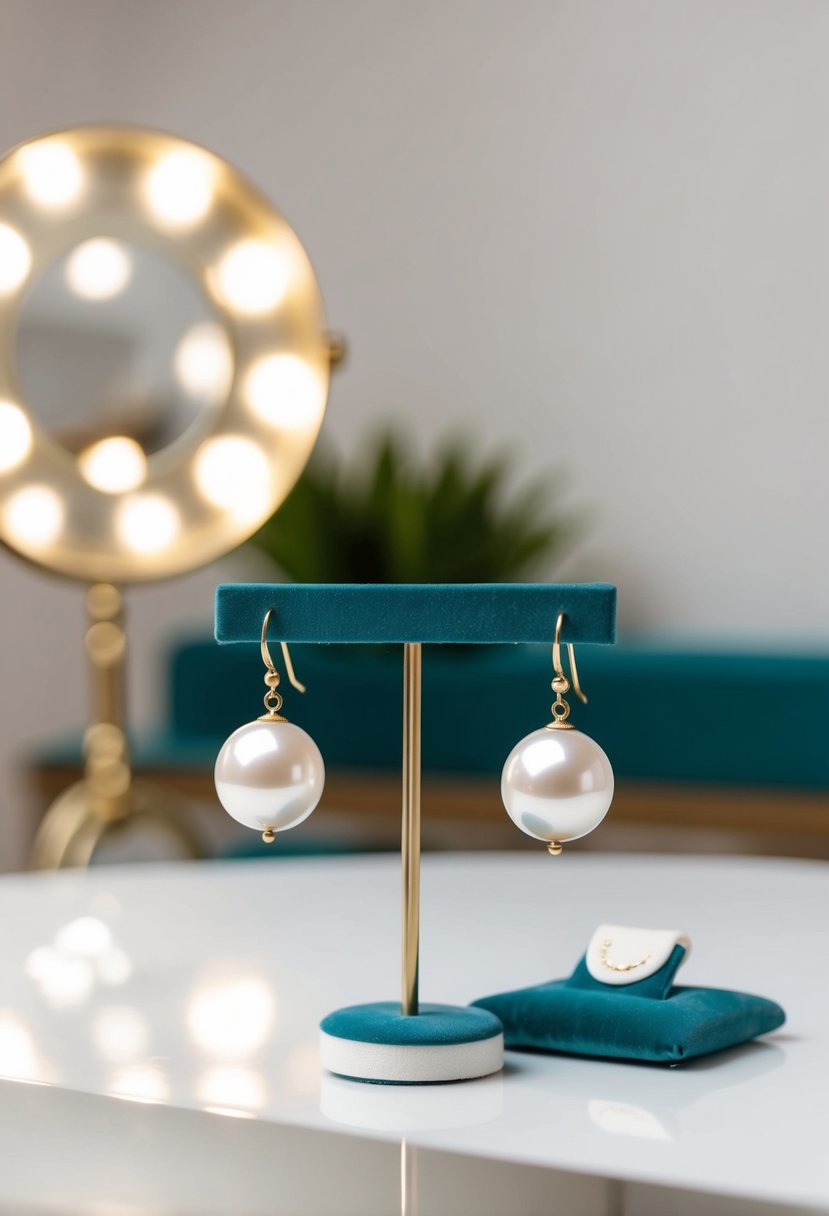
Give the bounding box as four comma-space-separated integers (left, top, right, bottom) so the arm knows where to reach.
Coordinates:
1, 0, 828, 870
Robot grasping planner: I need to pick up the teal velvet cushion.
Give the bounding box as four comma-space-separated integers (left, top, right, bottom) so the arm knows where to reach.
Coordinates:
320, 1001, 502, 1046
472, 946, 785, 1064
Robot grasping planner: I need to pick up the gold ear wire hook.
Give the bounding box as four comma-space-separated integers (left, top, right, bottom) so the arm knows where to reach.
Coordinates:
553, 612, 588, 705
261, 608, 306, 694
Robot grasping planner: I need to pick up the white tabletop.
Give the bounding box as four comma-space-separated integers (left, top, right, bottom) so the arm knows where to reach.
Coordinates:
0, 852, 825, 1214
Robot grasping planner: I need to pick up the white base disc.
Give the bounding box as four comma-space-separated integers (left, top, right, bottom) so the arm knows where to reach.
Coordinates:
320, 1029, 504, 1084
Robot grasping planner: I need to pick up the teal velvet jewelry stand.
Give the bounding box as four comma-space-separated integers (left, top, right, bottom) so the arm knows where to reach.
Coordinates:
215, 582, 617, 1083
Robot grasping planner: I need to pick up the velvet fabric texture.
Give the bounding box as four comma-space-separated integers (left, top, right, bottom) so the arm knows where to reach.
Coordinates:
163, 638, 829, 787
320, 1001, 503, 1045
472, 946, 785, 1064
215, 583, 617, 645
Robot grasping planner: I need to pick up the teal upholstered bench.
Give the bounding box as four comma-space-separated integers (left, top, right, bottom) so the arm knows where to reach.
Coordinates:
165, 637, 829, 787
28, 638, 829, 855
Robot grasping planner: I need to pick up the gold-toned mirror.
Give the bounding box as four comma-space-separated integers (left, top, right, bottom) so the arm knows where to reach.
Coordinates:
0, 125, 339, 866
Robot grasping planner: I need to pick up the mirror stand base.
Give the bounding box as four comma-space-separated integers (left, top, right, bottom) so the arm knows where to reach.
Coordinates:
30, 778, 205, 869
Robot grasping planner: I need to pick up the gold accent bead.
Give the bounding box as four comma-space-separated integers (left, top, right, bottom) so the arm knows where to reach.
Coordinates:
547, 840, 563, 856
551, 675, 568, 695
599, 938, 652, 972
262, 827, 276, 844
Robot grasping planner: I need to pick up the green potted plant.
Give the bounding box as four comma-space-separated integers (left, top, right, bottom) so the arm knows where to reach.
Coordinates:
249, 429, 578, 586
239, 430, 584, 773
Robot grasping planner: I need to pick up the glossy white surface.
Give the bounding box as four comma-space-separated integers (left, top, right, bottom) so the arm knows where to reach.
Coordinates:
0, 853, 825, 1212
501, 727, 614, 845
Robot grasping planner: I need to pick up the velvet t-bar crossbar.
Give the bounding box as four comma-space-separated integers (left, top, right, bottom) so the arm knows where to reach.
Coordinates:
214, 582, 617, 1083
214, 582, 616, 645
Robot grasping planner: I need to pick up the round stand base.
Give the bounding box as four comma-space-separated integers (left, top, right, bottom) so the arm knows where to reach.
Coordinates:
320, 1001, 504, 1085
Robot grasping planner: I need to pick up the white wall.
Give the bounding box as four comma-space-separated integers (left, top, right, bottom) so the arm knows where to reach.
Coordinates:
1, 0, 827, 865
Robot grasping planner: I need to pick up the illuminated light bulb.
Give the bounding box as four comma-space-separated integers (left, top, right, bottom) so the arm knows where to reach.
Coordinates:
145, 148, 215, 227
78, 436, 147, 494
116, 493, 179, 554
174, 322, 233, 399
194, 435, 271, 519
0, 224, 31, 294
19, 140, 83, 208
66, 238, 132, 301
213, 240, 290, 315
4, 485, 64, 546
0, 401, 32, 471
245, 354, 325, 430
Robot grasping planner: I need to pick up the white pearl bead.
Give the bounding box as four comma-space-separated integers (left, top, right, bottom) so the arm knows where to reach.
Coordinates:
214, 719, 325, 834
501, 727, 613, 845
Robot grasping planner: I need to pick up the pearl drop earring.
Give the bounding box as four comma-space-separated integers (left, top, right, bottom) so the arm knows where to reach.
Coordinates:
214, 609, 325, 844
501, 612, 613, 855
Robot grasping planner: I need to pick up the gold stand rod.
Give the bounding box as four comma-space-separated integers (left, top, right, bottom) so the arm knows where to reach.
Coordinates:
401, 642, 422, 1016
31, 582, 203, 870
401, 1139, 417, 1216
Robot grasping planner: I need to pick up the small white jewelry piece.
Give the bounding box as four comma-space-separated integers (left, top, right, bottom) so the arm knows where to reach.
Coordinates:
586, 924, 691, 986
501, 612, 614, 855
214, 609, 325, 844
